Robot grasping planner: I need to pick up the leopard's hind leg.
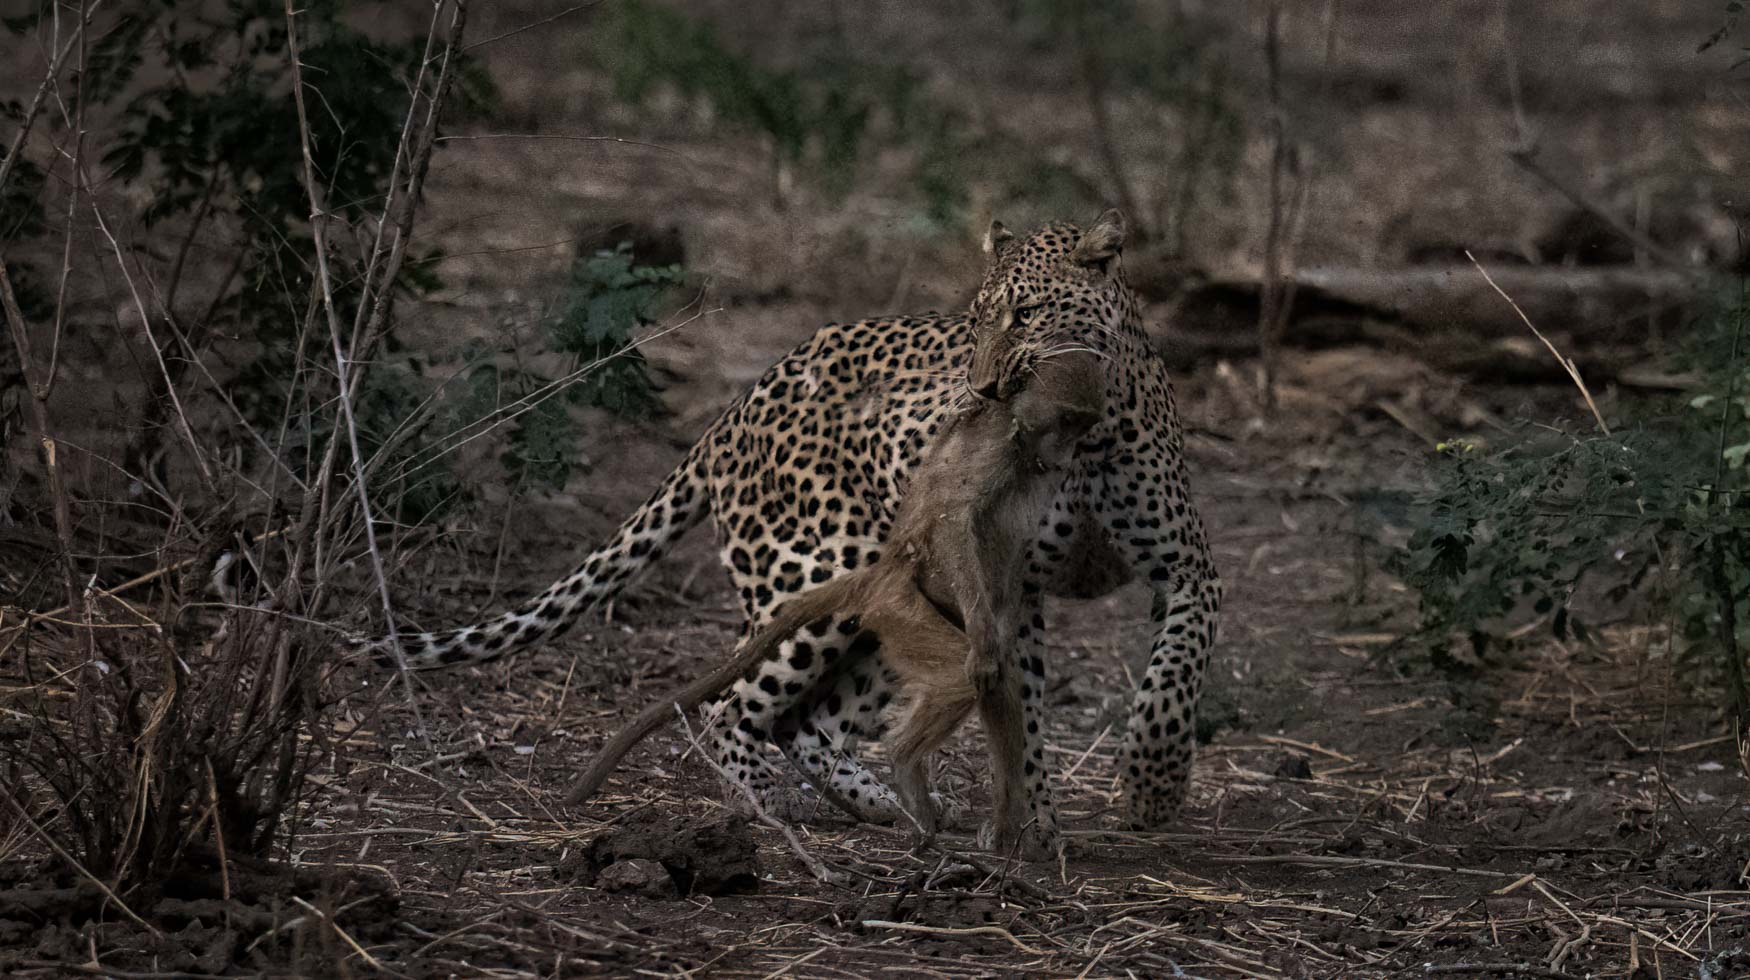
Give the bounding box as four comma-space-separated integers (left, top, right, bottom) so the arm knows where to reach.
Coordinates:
704, 609, 903, 823
772, 645, 907, 824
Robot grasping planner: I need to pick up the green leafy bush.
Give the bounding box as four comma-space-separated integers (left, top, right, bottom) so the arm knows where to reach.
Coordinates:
4, 0, 496, 508
1399, 302, 1750, 720
420, 244, 683, 498
598, 0, 968, 219
547, 244, 681, 417
89, 0, 490, 335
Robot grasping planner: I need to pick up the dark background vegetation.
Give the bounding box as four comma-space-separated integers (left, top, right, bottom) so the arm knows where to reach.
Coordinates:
0, 0, 1747, 976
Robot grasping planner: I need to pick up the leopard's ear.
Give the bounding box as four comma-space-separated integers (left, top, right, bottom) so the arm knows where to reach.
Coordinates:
1071, 209, 1126, 270
982, 219, 1014, 257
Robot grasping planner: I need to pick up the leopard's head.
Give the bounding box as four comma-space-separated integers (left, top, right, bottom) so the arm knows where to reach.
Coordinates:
967, 209, 1129, 400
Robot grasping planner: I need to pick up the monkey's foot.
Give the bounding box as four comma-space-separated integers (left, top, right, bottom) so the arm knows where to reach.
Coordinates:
928, 792, 976, 832
977, 818, 1059, 862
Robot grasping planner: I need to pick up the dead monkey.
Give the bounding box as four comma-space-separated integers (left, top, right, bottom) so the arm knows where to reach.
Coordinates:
570, 340, 1105, 858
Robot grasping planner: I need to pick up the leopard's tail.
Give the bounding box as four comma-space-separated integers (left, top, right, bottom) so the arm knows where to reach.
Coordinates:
569, 572, 870, 805
360, 426, 718, 670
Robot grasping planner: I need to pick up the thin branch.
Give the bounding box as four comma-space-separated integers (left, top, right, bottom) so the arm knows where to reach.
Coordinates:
282, 0, 466, 751
0, 261, 81, 614
859, 919, 1048, 955
38, 0, 93, 403
0, 0, 106, 197
0, 791, 160, 938
1465, 251, 1610, 435
1507, 146, 1707, 279
341, 0, 448, 361
84, 199, 220, 492
670, 705, 847, 887
1257, 0, 1290, 410
374, 294, 715, 484
434, 133, 681, 155
1069, 2, 1144, 236
23, 528, 291, 621
1420, 965, 1579, 979
1708, 282, 1747, 724
462, 0, 605, 51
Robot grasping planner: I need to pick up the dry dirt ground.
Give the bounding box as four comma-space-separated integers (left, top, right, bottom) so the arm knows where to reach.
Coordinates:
5, 0, 1750, 977
253, 371, 1747, 979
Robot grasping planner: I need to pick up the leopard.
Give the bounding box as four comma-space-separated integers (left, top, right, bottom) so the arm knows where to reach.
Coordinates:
568, 339, 1107, 860
365, 209, 1221, 844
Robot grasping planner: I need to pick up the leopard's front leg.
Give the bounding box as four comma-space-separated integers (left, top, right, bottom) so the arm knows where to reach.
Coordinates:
1092, 408, 1221, 828
772, 647, 909, 824
1085, 367, 1225, 826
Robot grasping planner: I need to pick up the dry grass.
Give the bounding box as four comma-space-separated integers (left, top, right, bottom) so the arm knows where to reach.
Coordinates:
3, 0, 1748, 975
240, 403, 1746, 977
266, 613, 1746, 978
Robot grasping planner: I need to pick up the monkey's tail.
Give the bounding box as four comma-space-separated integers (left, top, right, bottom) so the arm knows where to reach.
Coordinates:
568, 572, 869, 805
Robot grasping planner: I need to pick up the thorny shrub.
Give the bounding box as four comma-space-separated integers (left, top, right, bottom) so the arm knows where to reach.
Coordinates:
0, 0, 483, 913
1, 586, 333, 888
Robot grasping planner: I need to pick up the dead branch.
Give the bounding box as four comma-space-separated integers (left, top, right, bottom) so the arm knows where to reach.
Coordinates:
281, 0, 467, 753
0, 1, 106, 196
0, 262, 81, 615
1256, 0, 1289, 410
1466, 251, 1610, 433
1069, 1, 1144, 235
671, 705, 848, 887
1507, 146, 1705, 279
1420, 964, 1579, 979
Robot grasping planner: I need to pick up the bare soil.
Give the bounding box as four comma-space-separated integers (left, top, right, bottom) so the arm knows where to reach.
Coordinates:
4, 0, 1749, 976
16, 366, 1744, 977
255, 371, 1744, 979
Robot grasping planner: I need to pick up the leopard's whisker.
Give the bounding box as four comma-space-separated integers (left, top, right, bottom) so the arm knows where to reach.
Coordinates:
1033, 343, 1105, 361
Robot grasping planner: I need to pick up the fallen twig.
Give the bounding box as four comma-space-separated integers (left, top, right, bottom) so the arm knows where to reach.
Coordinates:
1466, 251, 1610, 435
1206, 852, 1523, 879
670, 706, 848, 887
1421, 963, 1579, 979
859, 919, 1047, 955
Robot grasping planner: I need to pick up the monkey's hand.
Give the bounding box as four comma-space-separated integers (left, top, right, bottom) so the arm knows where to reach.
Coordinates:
964, 639, 1006, 696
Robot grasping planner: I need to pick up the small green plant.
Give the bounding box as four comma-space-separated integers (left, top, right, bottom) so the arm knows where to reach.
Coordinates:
415, 244, 683, 498
4, 0, 495, 503
1401, 431, 1640, 658
547, 244, 681, 417
1399, 301, 1750, 722
598, 0, 970, 220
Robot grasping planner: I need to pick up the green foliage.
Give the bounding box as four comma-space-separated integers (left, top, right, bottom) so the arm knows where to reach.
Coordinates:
604, 0, 871, 187
3, 0, 495, 520
0, 105, 53, 323
546, 244, 680, 416
0, 154, 46, 241
598, 0, 968, 218
1400, 431, 1636, 657
1399, 301, 1750, 719
95, 0, 492, 341
426, 245, 682, 496
356, 368, 468, 526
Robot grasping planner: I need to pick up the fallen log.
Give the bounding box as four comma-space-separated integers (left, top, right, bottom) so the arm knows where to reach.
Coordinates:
1144, 261, 1715, 383
1291, 264, 1707, 344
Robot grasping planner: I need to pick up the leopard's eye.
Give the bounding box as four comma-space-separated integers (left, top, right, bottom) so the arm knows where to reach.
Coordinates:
1014, 304, 1039, 326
